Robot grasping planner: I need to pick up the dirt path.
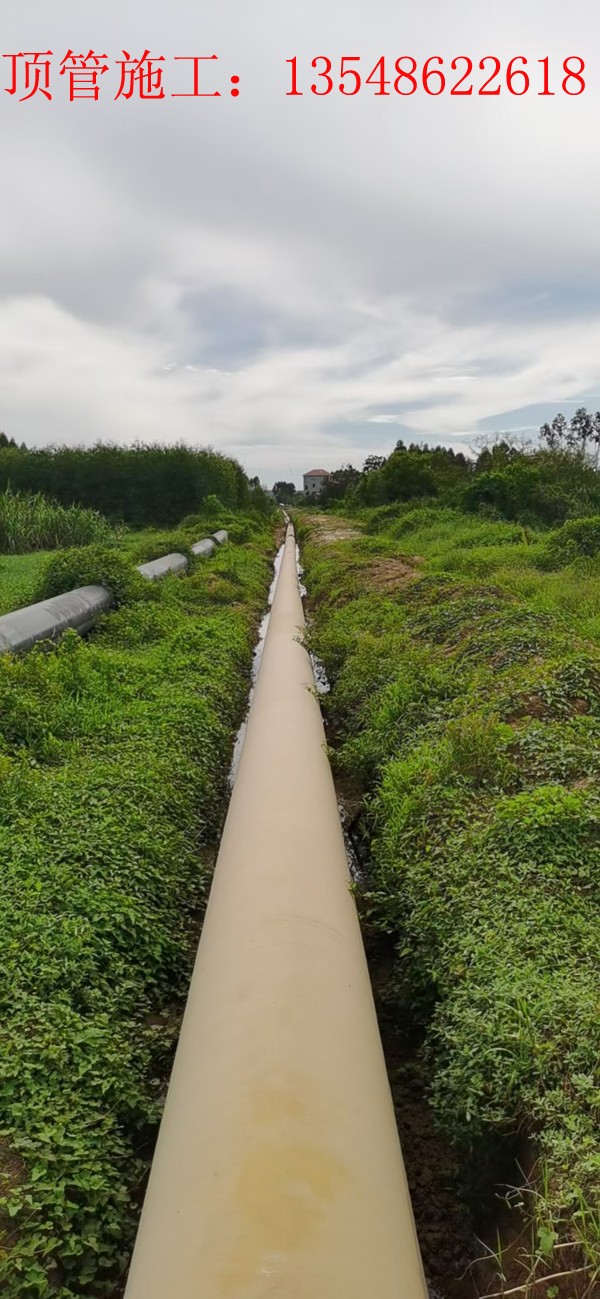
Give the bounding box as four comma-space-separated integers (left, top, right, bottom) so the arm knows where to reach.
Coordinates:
303, 513, 362, 544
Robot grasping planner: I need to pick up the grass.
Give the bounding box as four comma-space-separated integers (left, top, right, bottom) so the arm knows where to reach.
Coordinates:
0, 511, 276, 1298
0, 490, 114, 555
493, 563, 600, 642
0, 509, 252, 621
0, 487, 120, 618
297, 502, 600, 1290
361, 503, 600, 641
0, 553, 52, 616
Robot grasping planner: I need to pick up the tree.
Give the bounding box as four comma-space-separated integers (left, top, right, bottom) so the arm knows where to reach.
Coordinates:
539, 422, 555, 449
0, 443, 252, 525
569, 407, 594, 454
272, 480, 297, 504
321, 465, 361, 503
464, 447, 600, 525
357, 449, 438, 505
474, 438, 525, 473
551, 413, 568, 447
362, 454, 387, 474
592, 413, 600, 467
540, 409, 600, 458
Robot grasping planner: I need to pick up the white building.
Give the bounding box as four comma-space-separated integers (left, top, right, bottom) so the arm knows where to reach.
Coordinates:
303, 469, 330, 496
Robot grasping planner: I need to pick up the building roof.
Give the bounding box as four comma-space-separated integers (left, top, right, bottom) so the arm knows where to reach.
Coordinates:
303, 469, 330, 477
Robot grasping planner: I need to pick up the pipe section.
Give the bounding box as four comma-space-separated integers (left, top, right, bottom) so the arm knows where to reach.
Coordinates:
0, 585, 113, 655
212, 528, 229, 545
191, 537, 216, 557
125, 524, 427, 1299
136, 551, 188, 581
0, 532, 224, 656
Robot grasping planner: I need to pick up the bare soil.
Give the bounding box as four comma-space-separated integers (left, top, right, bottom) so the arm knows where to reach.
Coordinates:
304, 514, 362, 544
368, 554, 424, 592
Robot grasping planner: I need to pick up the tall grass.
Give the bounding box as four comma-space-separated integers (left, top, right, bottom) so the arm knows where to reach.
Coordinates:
0, 489, 113, 554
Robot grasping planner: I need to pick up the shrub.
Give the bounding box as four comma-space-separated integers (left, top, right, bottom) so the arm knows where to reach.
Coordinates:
538, 516, 600, 569
131, 531, 194, 566
35, 545, 147, 607
463, 450, 600, 526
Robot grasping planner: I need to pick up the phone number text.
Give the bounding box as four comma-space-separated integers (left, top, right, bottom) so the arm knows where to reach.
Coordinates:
285, 55, 586, 97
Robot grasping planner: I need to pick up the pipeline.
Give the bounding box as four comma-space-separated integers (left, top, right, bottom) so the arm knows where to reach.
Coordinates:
0, 531, 227, 655
191, 538, 216, 558
136, 551, 188, 581
135, 529, 228, 578
228, 538, 286, 788
124, 523, 427, 1299
0, 584, 113, 655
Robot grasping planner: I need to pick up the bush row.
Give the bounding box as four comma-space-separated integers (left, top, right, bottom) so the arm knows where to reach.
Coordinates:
321, 445, 600, 530
0, 445, 273, 527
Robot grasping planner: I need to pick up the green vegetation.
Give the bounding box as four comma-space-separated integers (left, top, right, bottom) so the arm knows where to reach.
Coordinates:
0, 443, 271, 527
0, 554, 51, 617
462, 449, 600, 525
354, 444, 469, 506
292, 408, 600, 532
0, 490, 113, 555
0, 511, 276, 1297
0, 489, 277, 620
298, 500, 600, 1287
35, 546, 146, 608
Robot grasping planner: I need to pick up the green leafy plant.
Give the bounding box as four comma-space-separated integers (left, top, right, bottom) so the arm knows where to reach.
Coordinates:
35, 546, 147, 608
299, 500, 600, 1282
0, 512, 276, 1296
538, 516, 600, 569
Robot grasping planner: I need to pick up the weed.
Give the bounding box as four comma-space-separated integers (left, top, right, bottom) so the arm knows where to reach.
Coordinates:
0, 513, 276, 1296
35, 546, 148, 607
299, 504, 600, 1278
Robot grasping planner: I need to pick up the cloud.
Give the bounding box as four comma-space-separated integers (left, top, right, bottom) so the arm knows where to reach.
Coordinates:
1, 0, 600, 484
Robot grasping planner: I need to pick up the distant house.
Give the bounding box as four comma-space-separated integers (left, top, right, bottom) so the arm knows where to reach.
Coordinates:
303, 469, 330, 496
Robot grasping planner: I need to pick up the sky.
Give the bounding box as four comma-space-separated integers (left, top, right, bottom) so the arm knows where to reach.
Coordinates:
2, 0, 600, 487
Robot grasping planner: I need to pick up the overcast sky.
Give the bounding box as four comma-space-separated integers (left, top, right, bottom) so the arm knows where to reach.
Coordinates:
2, 0, 600, 485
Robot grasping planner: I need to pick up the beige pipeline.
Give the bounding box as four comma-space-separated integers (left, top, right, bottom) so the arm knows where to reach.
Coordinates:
125, 523, 427, 1299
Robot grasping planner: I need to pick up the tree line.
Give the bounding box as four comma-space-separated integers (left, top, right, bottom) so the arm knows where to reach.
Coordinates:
278, 411, 600, 526
539, 407, 600, 457
0, 442, 272, 526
